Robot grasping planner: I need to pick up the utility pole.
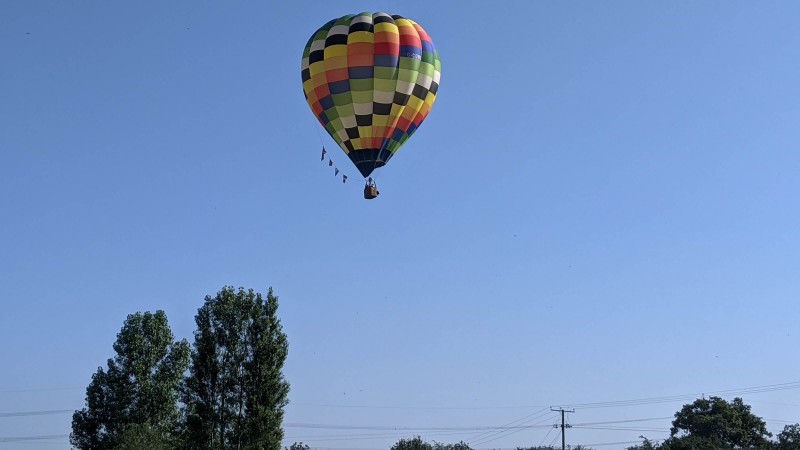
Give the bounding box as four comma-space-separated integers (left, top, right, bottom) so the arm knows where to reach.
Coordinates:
550, 407, 574, 450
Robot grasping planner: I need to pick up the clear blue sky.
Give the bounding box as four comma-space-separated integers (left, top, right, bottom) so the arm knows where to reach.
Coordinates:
2, 1, 800, 449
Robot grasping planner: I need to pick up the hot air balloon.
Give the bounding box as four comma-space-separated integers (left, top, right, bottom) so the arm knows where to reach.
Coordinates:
301, 12, 441, 199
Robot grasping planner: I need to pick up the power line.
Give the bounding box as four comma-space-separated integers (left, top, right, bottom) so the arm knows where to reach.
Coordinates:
283, 411, 560, 449
469, 411, 557, 447
548, 430, 560, 448
766, 418, 800, 424
580, 440, 645, 448
290, 403, 540, 411
8, 380, 794, 413
0, 410, 72, 418
285, 423, 557, 432
572, 426, 667, 432
464, 408, 550, 444
0, 386, 82, 394
571, 416, 673, 426
0, 434, 68, 443
538, 421, 556, 447
283, 406, 789, 434
285, 429, 484, 443
560, 381, 800, 410
289, 380, 800, 412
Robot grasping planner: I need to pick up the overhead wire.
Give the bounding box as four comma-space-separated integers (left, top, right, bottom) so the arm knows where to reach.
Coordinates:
476, 415, 561, 447
290, 403, 541, 410
284, 429, 486, 443
0, 386, 82, 394
571, 416, 673, 426
537, 420, 556, 447
560, 381, 800, 409
288, 380, 800, 412
468, 411, 557, 447
285, 422, 557, 432
548, 429, 560, 448
464, 407, 550, 445
280, 415, 671, 446
766, 418, 800, 424
572, 426, 668, 432
0, 410, 72, 418
283, 410, 560, 449
0, 434, 68, 443
580, 440, 645, 448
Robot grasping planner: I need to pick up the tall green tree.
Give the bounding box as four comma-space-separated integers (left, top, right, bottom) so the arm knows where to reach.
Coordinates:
70, 310, 190, 450
183, 286, 290, 450
660, 396, 772, 450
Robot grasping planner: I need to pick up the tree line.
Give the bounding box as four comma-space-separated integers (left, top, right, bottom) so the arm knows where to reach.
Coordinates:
70, 286, 289, 450
373, 398, 800, 450
70, 286, 799, 450
626, 396, 800, 450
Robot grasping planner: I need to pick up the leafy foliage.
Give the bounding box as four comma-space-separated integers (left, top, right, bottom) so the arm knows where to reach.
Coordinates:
287, 442, 311, 450
667, 396, 772, 449
392, 436, 434, 450
433, 441, 473, 450
117, 423, 175, 450
70, 311, 189, 450
182, 286, 290, 450
777, 424, 800, 450
626, 437, 659, 450
659, 434, 733, 450
629, 397, 776, 450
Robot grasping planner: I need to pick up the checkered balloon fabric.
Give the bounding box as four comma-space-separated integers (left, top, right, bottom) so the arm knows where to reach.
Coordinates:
301, 12, 441, 178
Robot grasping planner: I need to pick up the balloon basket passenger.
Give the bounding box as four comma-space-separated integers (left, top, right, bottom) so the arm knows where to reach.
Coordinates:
364, 178, 379, 199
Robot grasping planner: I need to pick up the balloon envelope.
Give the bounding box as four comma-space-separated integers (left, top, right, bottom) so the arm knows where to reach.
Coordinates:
301, 12, 441, 178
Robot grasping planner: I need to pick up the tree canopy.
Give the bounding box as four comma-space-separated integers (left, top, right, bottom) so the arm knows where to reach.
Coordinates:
776, 424, 800, 450
663, 396, 772, 449
183, 286, 290, 450
629, 396, 781, 450
72, 286, 290, 450
433, 441, 473, 450
70, 310, 189, 450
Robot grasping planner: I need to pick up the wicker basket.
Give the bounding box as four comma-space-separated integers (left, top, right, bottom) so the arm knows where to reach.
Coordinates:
364, 185, 379, 199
